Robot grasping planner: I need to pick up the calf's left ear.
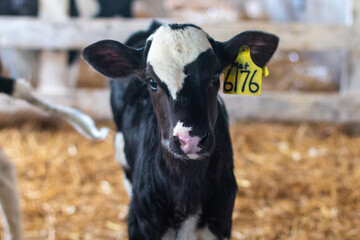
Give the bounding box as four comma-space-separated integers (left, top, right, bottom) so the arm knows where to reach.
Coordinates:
217, 31, 279, 68
82, 40, 143, 78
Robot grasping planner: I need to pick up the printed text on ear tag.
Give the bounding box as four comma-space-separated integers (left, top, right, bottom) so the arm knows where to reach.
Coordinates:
223, 46, 269, 96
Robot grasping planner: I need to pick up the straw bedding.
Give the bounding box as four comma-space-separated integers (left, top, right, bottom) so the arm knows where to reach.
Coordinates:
0, 120, 359, 240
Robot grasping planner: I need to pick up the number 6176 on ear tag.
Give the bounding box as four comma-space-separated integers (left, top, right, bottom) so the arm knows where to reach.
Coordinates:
223, 46, 269, 96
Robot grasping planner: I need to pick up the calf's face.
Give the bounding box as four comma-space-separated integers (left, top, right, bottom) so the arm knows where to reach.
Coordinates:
83, 23, 278, 160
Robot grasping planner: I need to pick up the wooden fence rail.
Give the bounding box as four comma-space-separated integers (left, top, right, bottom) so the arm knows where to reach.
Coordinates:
0, 16, 360, 123
0, 17, 357, 51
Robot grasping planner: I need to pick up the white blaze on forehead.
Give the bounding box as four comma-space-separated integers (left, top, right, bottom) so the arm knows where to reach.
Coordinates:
147, 25, 212, 99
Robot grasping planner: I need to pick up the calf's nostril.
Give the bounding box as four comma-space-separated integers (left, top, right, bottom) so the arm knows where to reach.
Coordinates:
174, 135, 188, 147
199, 131, 210, 145
178, 137, 187, 146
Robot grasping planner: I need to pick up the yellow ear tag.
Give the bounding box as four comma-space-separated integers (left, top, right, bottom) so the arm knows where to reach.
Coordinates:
223, 46, 269, 96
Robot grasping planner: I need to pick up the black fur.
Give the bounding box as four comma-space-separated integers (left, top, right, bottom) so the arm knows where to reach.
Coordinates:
125, 20, 162, 48
0, 0, 38, 16
0, 0, 133, 17
0, 76, 15, 95
168, 23, 201, 30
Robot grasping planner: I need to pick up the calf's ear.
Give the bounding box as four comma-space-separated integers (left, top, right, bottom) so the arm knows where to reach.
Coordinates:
217, 31, 279, 68
82, 40, 143, 78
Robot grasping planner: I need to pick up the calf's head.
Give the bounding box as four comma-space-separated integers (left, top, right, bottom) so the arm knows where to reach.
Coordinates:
83, 23, 278, 160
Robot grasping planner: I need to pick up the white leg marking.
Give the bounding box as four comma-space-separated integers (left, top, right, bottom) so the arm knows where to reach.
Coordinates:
114, 132, 129, 169
161, 228, 176, 240
177, 214, 199, 240
123, 176, 133, 199
198, 226, 217, 240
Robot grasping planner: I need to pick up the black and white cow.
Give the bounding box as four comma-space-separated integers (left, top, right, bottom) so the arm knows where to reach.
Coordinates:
0, 0, 132, 18
0, 0, 133, 82
0, 76, 109, 140
83, 22, 279, 239
0, 75, 109, 240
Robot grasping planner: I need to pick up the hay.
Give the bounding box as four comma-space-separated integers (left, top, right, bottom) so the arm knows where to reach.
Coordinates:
0, 121, 359, 239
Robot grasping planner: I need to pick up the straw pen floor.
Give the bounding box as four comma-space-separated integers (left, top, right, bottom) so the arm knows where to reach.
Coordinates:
0, 120, 359, 240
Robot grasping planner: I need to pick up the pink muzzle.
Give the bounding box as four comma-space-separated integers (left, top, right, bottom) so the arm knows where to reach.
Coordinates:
176, 133, 201, 154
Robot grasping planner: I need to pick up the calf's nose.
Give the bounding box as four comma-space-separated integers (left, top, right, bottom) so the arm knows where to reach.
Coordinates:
176, 133, 201, 154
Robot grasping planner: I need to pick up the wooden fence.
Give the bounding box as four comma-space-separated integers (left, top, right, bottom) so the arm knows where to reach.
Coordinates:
0, 2, 360, 123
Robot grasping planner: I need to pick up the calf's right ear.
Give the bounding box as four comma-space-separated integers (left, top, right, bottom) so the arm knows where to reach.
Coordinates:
82, 40, 143, 78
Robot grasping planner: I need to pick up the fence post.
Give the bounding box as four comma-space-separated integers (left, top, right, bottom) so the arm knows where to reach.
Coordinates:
145, 0, 167, 17
37, 0, 71, 93
343, 0, 360, 95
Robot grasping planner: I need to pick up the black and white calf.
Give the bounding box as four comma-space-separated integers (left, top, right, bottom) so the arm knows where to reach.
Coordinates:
83, 22, 279, 239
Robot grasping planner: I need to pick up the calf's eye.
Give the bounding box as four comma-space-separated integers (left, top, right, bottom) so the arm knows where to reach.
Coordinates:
212, 73, 220, 85
148, 78, 158, 91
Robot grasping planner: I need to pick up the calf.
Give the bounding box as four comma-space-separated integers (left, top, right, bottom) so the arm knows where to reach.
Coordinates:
83, 22, 279, 239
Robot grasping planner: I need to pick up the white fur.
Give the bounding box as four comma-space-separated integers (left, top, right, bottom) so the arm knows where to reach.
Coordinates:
12, 78, 32, 99
173, 121, 191, 137
198, 226, 217, 240
115, 133, 132, 198
114, 132, 129, 169
160, 216, 221, 240
161, 228, 176, 240
177, 214, 200, 240
123, 177, 133, 198
147, 25, 212, 100
187, 153, 200, 160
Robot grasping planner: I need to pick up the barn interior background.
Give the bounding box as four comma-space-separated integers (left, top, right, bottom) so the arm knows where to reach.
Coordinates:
0, 0, 359, 239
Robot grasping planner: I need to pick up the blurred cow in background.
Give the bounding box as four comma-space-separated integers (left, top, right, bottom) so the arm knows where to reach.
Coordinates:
0, 0, 134, 85
0, 82, 108, 240
0, 74, 109, 240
